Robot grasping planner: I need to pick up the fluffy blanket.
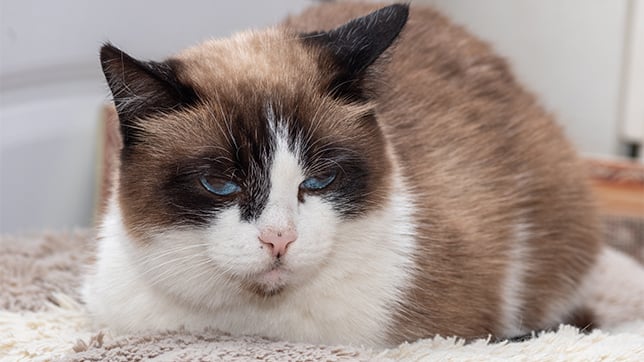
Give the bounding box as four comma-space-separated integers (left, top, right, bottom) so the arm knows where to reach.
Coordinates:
2, 221, 644, 361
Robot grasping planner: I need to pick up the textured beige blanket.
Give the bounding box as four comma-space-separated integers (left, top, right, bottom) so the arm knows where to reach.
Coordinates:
2, 223, 643, 361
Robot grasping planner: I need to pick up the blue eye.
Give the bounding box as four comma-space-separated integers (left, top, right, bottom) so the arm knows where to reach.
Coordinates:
300, 172, 336, 191
199, 175, 241, 196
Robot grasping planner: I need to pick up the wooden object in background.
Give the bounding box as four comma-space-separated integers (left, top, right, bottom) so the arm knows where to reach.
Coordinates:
588, 159, 644, 218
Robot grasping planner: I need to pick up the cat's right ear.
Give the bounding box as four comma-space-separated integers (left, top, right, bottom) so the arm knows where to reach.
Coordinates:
99, 43, 197, 147
300, 4, 409, 102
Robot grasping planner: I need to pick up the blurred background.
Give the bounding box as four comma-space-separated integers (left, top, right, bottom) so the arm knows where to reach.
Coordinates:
1, 0, 643, 233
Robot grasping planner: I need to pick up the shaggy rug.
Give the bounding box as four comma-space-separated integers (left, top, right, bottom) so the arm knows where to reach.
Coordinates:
1, 217, 644, 361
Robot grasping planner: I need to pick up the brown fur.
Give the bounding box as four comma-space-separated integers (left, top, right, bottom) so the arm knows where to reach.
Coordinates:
284, 3, 601, 342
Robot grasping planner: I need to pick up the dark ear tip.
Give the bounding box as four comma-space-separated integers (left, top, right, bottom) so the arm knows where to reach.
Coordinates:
100, 42, 128, 66
381, 3, 410, 24
100, 42, 118, 58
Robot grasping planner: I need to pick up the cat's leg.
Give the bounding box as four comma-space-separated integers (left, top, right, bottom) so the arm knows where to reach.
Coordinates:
579, 246, 644, 328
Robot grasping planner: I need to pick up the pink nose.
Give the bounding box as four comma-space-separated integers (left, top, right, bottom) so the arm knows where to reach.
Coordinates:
259, 227, 297, 258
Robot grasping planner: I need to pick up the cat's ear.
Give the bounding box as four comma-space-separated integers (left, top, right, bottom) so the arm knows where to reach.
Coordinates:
99, 43, 197, 147
302, 3, 409, 101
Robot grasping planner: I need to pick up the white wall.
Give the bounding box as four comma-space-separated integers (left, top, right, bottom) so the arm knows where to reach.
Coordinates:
619, 0, 644, 159
422, 0, 629, 157
0, 81, 102, 233
0, 0, 309, 233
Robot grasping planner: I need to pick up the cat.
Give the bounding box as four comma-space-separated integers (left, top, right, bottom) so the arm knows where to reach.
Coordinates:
83, 2, 644, 347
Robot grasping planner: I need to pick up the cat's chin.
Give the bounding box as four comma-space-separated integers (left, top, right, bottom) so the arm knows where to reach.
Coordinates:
242, 265, 292, 297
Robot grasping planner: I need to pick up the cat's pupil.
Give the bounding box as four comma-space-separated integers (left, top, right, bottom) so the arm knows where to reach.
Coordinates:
200, 175, 241, 196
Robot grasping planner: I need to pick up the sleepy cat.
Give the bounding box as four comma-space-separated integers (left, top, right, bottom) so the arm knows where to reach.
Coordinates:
83, 2, 643, 347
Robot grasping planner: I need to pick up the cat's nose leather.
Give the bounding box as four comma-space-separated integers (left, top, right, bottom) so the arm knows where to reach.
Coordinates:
259, 227, 297, 258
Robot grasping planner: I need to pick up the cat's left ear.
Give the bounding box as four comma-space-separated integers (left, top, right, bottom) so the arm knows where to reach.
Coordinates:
301, 3, 409, 101
99, 43, 197, 147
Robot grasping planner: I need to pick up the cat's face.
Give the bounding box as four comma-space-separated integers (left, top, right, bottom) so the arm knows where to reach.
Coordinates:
101, 6, 407, 298
116, 82, 391, 297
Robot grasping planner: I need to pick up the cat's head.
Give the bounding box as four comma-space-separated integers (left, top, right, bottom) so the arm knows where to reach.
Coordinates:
101, 4, 408, 298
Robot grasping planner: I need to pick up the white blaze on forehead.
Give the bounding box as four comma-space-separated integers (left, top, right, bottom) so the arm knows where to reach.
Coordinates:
259, 106, 304, 229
